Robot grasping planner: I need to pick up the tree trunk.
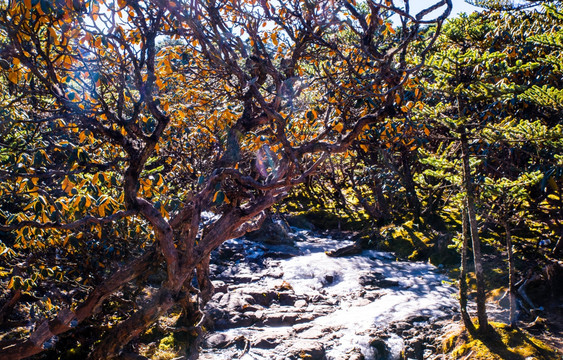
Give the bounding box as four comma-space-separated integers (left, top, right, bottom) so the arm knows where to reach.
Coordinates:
461, 131, 489, 334
400, 149, 422, 219
372, 175, 391, 221
459, 208, 476, 332
0, 249, 155, 360
0, 290, 21, 326
88, 287, 178, 360
503, 220, 517, 327
196, 254, 214, 304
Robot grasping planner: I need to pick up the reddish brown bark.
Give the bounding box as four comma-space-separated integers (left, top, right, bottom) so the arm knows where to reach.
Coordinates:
0, 1, 452, 358
0, 249, 154, 359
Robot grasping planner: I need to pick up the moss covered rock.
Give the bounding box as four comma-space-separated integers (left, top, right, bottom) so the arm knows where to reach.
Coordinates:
443, 322, 560, 360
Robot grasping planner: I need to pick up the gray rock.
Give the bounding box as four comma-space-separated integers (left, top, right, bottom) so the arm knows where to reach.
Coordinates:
240, 304, 263, 313
405, 314, 430, 324
212, 280, 228, 294
261, 312, 300, 326
370, 338, 389, 359
299, 328, 325, 339
278, 292, 297, 306
359, 272, 399, 288
286, 215, 316, 230
287, 340, 326, 360
247, 215, 296, 245
293, 323, 314, 333
203, 333, 238, 348
213, 312, 257, 330
345, 348, 365, 360
253, 333, 283, 349
248, 290, 278, 306
253, 337, 279, 349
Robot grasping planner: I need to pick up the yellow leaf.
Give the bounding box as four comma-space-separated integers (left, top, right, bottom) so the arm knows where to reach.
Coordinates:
62, 177, 74, 195
49, 27, 56, 41
79, 131, 86, 143
45, 298, 53, 311
360, 144, 368, 152
99, 203, 105, 217
8, 71, 18, 84
334, 123, 344, 132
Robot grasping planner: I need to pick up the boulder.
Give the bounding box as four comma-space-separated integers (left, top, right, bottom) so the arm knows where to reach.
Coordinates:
359, 272, 399, 288
211, 280, 228, 294
203, 333, 239, 348
285, 214, 316, 230
288, 340, 326, 360
247, 215, 296, 245
370, 338, 389, 359
345, 348, 365, 360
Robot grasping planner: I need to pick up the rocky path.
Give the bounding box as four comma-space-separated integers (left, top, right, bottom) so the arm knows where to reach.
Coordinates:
200, 231, 459, 360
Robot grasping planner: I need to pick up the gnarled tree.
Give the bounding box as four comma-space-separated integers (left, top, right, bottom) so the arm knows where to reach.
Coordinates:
0, 0, 451, 358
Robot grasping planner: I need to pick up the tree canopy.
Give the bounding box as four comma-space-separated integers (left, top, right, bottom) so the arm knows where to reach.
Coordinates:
0, 0, 454, 358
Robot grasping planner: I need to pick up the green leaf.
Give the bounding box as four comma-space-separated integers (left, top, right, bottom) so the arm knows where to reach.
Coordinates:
213, 190, 225, 205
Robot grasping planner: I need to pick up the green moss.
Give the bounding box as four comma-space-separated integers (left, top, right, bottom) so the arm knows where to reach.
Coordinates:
408, 249, 422, 261
378, 222, 459, 265
381, 234, 414, 258
445, 322, 560, 360
158, 333, 175, 351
